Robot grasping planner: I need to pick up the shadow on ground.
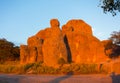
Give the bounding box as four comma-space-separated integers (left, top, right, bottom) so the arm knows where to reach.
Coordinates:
111, 72, 120, 83
0, 75, 26, 83
0, 72, 73, 83
49, 71, 73, 83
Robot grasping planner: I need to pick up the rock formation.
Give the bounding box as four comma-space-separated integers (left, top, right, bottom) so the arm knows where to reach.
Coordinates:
42, 19, 68, 67
20, 19, 109, 67
20, 19, 68, 67
62, 19, 108, 63
20, 45, 29, 64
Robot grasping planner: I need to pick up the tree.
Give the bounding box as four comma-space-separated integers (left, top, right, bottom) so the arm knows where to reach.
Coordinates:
110, 30, 120, 45
0, 38, 20, 62
104, 30, 120, 58
99, 0, 120, 16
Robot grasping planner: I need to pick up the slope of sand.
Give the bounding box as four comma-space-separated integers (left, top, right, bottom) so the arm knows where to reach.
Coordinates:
0, 74, 120, 83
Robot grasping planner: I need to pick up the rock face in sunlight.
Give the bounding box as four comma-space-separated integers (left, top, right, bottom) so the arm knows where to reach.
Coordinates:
20, 19, 68, 67
41, 19, 68, 67
27, 36, 43, 62
62, 20, 108, 63
20, 45, 29, 64
20, 19, 109, 67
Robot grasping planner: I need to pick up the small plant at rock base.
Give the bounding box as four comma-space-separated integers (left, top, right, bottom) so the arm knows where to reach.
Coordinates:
58, 58, 66, 65
23, 63, 34, 72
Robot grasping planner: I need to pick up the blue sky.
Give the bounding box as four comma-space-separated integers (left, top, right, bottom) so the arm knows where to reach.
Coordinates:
0, 0, 120, 45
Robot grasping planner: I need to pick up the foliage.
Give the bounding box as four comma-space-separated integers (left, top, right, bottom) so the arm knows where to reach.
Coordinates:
23, 63, 34, 72
0, 64, 19, 73
59, 64, 101, 74
99, 0, 120, 16
104, 30, 120, 58
109, 44, 120, 58
78, 64, 98, 74
110, 30, 120, 45
109, 31, 120, 58
0, 61, 108, 74
58, 58, 66, 65
0, 38, 20, 62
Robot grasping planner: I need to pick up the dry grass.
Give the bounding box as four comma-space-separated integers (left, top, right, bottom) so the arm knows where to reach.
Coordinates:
0, 61, 108, 75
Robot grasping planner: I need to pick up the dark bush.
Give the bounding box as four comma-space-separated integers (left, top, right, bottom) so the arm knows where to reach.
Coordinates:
0, 38, 20, 62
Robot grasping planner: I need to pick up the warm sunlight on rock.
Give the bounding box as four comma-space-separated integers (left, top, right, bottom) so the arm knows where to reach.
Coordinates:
20, 19, 109, 67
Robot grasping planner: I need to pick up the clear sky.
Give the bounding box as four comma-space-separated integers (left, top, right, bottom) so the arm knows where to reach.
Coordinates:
0, 0, 120, 45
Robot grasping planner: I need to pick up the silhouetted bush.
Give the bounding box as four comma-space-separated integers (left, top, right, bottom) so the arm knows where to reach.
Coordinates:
99, 0, 120, 16
110, 31, 120, 45
109, 31, 120, 58
103, 31, 120, 58
0, 38, 20, 62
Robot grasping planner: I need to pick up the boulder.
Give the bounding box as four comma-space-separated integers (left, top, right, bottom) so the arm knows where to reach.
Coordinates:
20, 19, 109, 67
36, 46, 43, 62
20, 45, 40, 64
102, 58, 120, 74
20, 45, 29, 64
50, 19, 60, 27
27, 36, 44, 62
36, 28, 51, 39
62, 19, 92, 36
42, 19, 68, 67
62, 19, 108, 63
112, 60, 120, 74
28, 46, 38, 63
27, 36, 43, 47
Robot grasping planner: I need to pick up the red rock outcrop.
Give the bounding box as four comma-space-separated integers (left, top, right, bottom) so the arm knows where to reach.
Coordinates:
27, 36, 43, 62
20, 45, 29, 64
42, 19, 68, 67
101, 58, 120, 74
20, 19, 68, 67
62, 19, 108, 63
20, 19, 109, 67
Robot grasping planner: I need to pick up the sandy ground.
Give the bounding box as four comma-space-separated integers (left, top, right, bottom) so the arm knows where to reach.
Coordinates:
0, 74, 120, 83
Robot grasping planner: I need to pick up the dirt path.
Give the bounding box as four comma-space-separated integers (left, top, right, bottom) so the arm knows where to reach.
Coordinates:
0, 74, 120, 83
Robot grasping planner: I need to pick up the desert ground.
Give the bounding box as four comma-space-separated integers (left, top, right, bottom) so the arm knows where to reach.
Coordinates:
0, 74, 120, 83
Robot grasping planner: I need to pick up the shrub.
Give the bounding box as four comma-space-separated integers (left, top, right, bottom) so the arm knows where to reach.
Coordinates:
0, 62, 108, 74
58, 58, 66, 65
0, 64, 18, 73
76, 64, 98, 74
23, 63, 34, 72
72, 64, 80, 72
0, 38, 20, 62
